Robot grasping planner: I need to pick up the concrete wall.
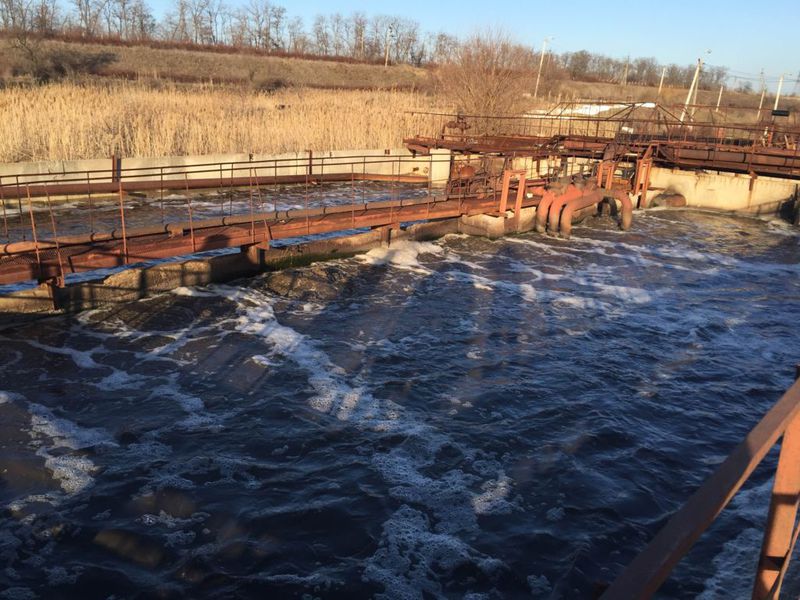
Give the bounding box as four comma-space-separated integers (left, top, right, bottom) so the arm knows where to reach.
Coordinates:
649, 167, 799, 215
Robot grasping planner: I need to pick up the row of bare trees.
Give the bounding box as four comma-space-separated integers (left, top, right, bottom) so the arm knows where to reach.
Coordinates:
1, 0, 730, 88
558, 50, 729, 90
0, 0, 460, 65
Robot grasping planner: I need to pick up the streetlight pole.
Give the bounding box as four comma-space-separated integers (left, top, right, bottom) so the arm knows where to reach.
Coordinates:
384, 26, 393, 68
533, 37, 552, 100
774, 74, 785, 111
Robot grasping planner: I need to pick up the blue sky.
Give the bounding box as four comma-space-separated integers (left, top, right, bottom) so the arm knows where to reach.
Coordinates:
151, 0, 798, 89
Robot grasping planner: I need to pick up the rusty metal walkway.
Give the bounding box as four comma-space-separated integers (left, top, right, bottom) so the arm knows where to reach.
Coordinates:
404, 102, 800, 179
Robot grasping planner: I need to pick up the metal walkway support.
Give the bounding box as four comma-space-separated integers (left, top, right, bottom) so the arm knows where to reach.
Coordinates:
602, 368, 800, 600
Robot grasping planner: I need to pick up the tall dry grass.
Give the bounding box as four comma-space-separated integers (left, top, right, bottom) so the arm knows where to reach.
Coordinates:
0, 81, 440, 162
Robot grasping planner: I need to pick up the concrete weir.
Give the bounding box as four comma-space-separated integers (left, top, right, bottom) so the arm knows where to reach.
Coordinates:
648, 167, 799, 216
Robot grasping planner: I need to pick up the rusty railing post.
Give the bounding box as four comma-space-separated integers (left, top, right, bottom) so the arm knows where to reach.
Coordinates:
513, 174, 526, 232
117, 182, 128, 264
498, 170, 512, 214
752, 367, 800, 599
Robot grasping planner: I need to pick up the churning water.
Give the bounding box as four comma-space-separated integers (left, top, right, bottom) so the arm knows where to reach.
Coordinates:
0, 209, 799, 599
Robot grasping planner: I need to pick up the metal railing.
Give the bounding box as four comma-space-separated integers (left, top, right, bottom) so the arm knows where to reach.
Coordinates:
405, 103, 800, 152
603, 367, 800, 599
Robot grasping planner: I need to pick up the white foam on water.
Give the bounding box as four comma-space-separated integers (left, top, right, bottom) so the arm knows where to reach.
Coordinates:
172, 286, 219, 297
574, 279, 653, 305
26, 403, 116, 496
28, 403, 117, 495
698, 477, 773, 599
214, 286, 382, 423
442, 251, 487, 272
364, 505, 505, 600
441, 270, 538, 303
505, 235, 713, 273
472, 474, 514, 515
28, 403, 115, 451
0, 391, 23, 405
440, 269, 615, 313
18, 336, 150, 391
357, 240, 445, 275
22, 339, 99, 369
149, 381, 222, 431
207, 283, 518, 595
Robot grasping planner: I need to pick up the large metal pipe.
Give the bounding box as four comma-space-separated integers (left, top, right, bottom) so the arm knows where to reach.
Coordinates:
558, 190, 606, 239
558, 189, 632, 238
535, 189, 556, 233
547, 184, 586, 234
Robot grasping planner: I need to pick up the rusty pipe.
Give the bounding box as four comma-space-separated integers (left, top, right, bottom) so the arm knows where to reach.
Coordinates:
559, 190, 606, 239
535, 189, 556, 233
547, 184, 584, 234
613, 189, 633, 231
559, 190, 633, 239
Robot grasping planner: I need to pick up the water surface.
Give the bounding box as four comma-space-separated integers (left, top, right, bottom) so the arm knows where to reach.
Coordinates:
1, 209, 799, 599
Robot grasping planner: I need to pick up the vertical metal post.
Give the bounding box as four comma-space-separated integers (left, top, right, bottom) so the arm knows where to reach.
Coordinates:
44, 186, 65, 285
774, 75, 785, 112
513, 174, 526, 232
304, 169, 310, 235
498, 170, 512, 213
16, 175, 24, 230
118, 182, 128, 264
273, 161, 278, 214
248, 168, 255, 244
159, 167, 165, 223
0, 177, 7, 239
184, 175, 196, 252
86, 171, 95, 234
219, 164, 224, 217
26, 187, 42, 279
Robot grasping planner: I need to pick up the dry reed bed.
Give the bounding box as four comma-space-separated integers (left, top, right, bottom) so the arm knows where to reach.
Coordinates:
0, 82, 439, 162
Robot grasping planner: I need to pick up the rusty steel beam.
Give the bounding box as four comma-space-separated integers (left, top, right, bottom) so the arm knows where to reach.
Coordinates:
601, 377, 800, 600
0, 193, 542, 286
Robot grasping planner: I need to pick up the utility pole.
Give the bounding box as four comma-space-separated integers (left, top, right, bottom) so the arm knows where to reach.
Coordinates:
657, 66, 666, 100
758, 69, 766, 120
774, 73, 785, 111
680, 58, 703, 122
715, 84, 724, 112
383, 26, 392, 68
533, 37, 552, 100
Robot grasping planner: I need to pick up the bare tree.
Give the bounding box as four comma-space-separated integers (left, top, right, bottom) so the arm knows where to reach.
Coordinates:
0, 0, 32, 31
437, 30, 536, 116
72, 0, 107, 37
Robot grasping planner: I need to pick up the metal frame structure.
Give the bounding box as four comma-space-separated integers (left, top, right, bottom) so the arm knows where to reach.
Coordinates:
404, 103, 800, 179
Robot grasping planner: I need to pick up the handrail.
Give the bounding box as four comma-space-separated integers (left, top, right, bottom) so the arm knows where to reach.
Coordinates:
602, 367, 800, 599
0, 153, 454, 189
0, 153, 457, 202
